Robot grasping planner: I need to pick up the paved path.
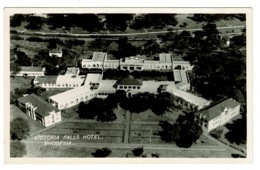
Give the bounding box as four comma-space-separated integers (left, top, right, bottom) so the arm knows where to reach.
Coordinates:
23, 139, 226, 152
14, 25, 245, 38
123, 111, 131, 143
203, 132, 246, 156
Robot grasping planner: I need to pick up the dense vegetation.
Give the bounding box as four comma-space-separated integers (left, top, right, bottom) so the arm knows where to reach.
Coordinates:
158, 114, 203, 148
10, 118, 30, 157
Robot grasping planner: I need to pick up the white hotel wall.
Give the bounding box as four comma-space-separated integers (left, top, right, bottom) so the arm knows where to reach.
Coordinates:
43, 111, 62, 127
49, 89, 98, 110
207, 105, 240, 132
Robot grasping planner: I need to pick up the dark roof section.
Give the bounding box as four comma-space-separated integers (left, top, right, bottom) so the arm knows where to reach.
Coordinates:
20, 67, 43, 72
17, 94, 59, 117
196, 98, 240, 121
34, 76, 58, 84
117, 78, 143, 86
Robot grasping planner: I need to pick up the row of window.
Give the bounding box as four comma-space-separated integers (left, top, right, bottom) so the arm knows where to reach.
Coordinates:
83, 64, 119, 68
42, 83, 79, 87
59, 93, 97, 109
118, 85, 141, 90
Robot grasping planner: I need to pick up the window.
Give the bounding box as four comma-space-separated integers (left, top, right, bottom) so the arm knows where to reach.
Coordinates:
119, 86, 123, 89
124, 86, 127, 89
137, 86, 140, 89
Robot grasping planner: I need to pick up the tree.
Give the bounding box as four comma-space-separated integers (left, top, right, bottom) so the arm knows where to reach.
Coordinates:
143, 40, 161, 56
130, 14, 178, 30
96, 110, 117, 122
225, 115, 246, 145
25, 15, 44, 30
15, 51, 31, 66
158, 114, 203, 148
105, 14, 133, 31
10, 14, 25, 27
117, 37, 138, 57
10, 118, 30, 140
10, 141, 27, 157
92, 148, 111, 157
209, 128, 224, 139
10, 62, 21, 75
132, 147, 144, 157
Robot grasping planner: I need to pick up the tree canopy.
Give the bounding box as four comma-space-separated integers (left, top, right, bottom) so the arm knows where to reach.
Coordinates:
10, 118, 30, 140
158, 114, 203, 148
91, 148, 111, 157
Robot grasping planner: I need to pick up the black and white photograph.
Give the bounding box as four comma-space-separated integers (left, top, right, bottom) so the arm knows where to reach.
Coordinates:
4, 8, 252, 163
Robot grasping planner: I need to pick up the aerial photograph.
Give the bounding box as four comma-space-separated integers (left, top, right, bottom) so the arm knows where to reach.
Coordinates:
8, 12, 247, 158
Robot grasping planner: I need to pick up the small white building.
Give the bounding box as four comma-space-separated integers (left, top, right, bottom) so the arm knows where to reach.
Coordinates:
49, 49, 63, 58
11, 67, 45, 77
194, 98, 241, 132
17, 94, 62, 127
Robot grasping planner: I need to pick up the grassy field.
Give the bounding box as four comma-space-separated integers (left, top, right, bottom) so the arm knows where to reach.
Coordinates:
23, 139, 232, 158
31, 121, 125, 144
10, 76, 34, 91
212, 114, 246, 153
131, 109, 184, 122
10, 105, 44, 135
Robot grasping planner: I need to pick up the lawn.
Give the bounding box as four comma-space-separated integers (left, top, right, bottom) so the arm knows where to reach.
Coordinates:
10, 105, 44, 135
10, 76, 34, 92
31, 121, 125, 143
23, 139, 232, 158
131, 109, 184, 122
211, 114, 246, 153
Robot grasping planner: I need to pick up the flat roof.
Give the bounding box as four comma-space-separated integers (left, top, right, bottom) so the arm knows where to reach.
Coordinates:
18, 66, 43, 72
117, 78, 143, 86
18, 94, 59, 117
65, 67, 79, 75
140, 81, 176, 93
56, 75, 86, 85
104, 60, 120, 64
34, 76, 58, 84
159, 53, 172, 63
92, 52, 106, 62
121, 57, 144, 64
49, 85, 92, 103
168, 87, 210, 107
174, 70, 189, 88
98, 80, 117, 93
85, 73, 102, 83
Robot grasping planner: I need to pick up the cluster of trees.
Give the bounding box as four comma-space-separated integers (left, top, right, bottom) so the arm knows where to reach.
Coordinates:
158, 114, 203, 148
10, 118, 30, 157
10, 86, 46, 104
157, 22, 246, 102
13, 50, 32, 66
114, 36, 163, 58
225, 114, 247, 145
91, 148, 111, 157
131, 70, 173, 81
77, 97, 117, 122
10, 13, 179, 32
189, 14, 246, 22
102, 69, 129, 80
87, 38, 112, 51
130, 14, 178, 30
119, 91, 178, 115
